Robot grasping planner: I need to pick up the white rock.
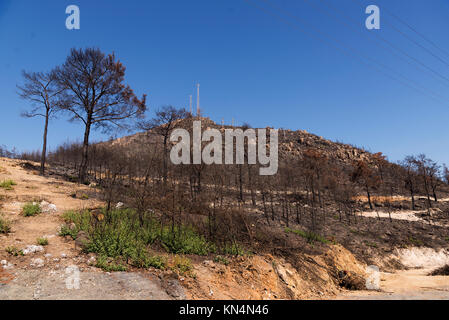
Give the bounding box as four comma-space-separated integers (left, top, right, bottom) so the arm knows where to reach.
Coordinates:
41, 201, 57, 213
1, 260, 7, 265
44, 253, 53, 259
3, 262, 14, 270
30, 258, 44, 268
87, 256, 96, 266
22, 245, 44, 255
116, 202, 124, 208
61, 253, 67, 258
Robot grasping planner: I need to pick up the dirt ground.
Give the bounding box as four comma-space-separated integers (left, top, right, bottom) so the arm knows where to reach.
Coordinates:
333, 268, 449, 300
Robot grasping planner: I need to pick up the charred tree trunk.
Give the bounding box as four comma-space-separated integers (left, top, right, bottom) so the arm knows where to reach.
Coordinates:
79, 115, 92, 184
40, 108, 49, 175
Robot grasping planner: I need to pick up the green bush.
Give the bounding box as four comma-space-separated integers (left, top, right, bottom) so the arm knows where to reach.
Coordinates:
95, 255, 128, 272
60, 208, 210, 271
37, 237, 48, 246
160, 225, 216, 255
22, 203, 41, 217
147, 255, 167, 270
60, 208, 247, 272
60, 210, 92, 239
0, 180, 16, 191
220, 242, 250, 256
59, 224, 78, 239
6, 246, 23, 256
171, 255, 193, 275
0, 216, 11, 234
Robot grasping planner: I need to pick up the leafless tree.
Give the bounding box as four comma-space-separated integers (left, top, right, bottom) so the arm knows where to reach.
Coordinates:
138, 106, 190, 183
54, 48, 147, 182
17, 71, 62, 174
415, 154, 434, 211
400, 156, 418, 210
351, 159, 380, 210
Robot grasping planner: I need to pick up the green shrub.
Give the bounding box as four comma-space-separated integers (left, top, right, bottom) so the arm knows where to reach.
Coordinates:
147, 255, 167, 270
59, 208, 226, 272
220, 242, 249, 256
0, 216, 11, 234
22, 202, 41, 217
6, 246, 23, 256
37, 237, 48, 246
171, 255, 193, 275
160, 225, 216, 255
60, 210, 92, 239
285, 227, 330, 245
95, 255, 128, 272
59, 224, 78, 239
0, 180, 16, 191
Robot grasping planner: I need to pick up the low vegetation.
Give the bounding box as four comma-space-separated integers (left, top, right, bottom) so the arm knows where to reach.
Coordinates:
0, 215, 11, 234
0, 179, 16, 191
285, 227, 331, 245
22, 202, 41, 217
37, 237, 48, 246
170, 255, 194, 276
60, 208, 216, 272
5, 246, 23, 256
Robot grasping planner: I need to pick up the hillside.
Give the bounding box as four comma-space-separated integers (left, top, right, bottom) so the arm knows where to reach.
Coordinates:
1, 158, 449, 299
110, 117, 375, 164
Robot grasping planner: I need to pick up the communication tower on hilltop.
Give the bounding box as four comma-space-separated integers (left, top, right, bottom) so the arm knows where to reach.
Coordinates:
189, 95, 193, 115
196, 83, 200, 117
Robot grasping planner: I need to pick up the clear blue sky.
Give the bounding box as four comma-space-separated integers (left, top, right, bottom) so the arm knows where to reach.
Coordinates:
1, 0, 449, 165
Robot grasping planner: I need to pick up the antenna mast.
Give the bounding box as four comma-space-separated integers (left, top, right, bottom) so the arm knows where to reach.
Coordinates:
196, 83, 200, 117
189, 95, 193, 115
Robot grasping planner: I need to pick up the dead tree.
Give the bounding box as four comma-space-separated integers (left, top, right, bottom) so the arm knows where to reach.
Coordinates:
17, 71, 62, 175
139, 106, 190, 184
54, 48, 147, 183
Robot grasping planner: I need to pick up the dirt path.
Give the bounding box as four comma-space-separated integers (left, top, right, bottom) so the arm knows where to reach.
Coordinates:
334, 269, 449, 300
0, 269, 175, 300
